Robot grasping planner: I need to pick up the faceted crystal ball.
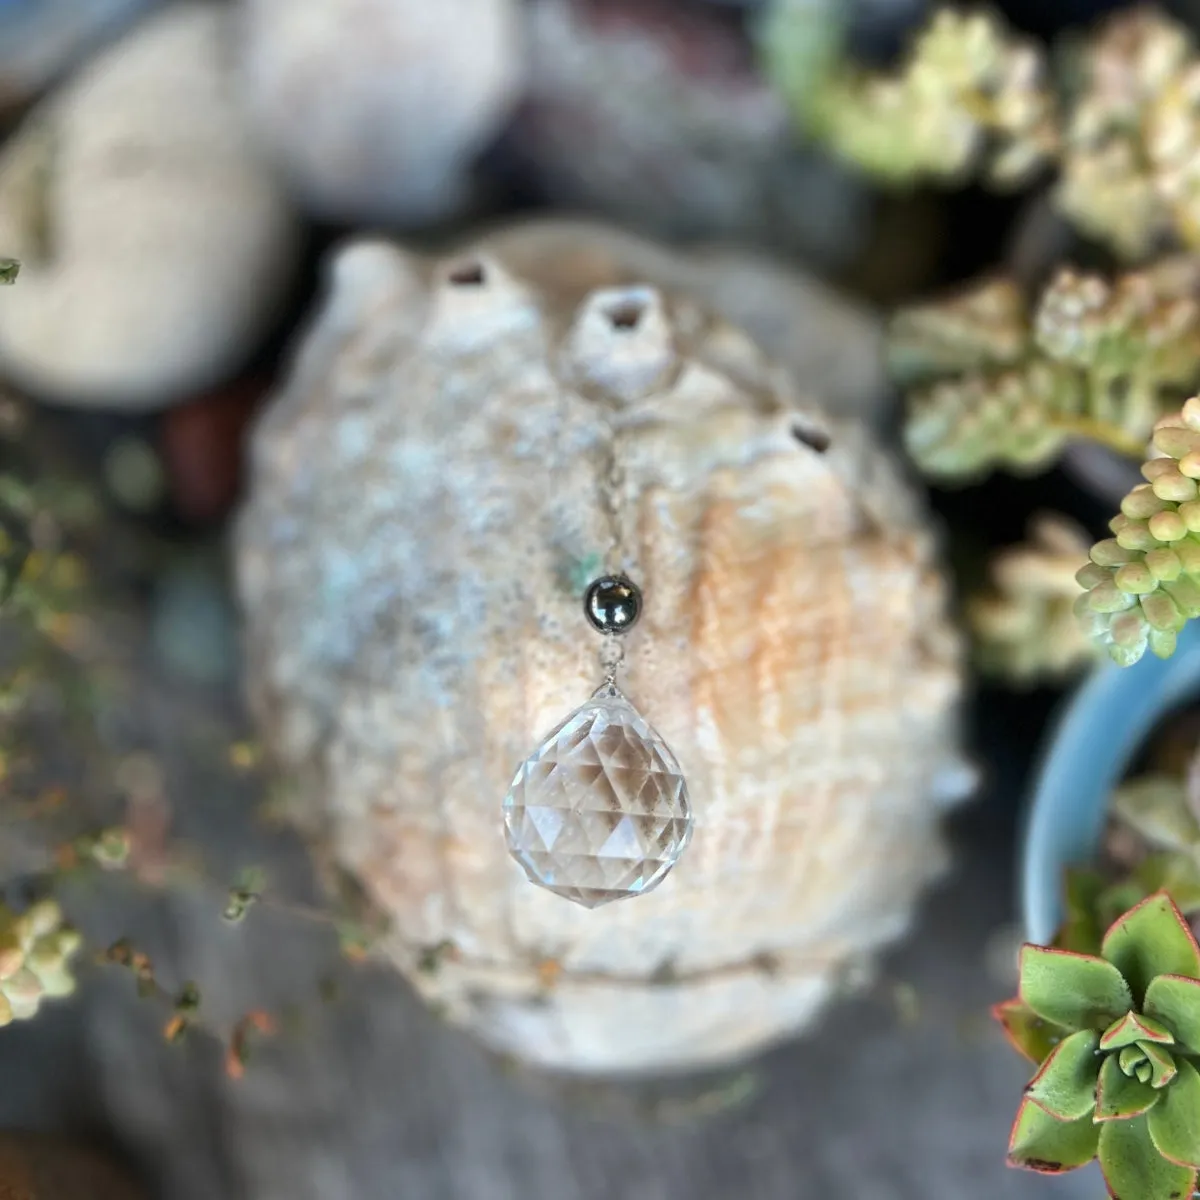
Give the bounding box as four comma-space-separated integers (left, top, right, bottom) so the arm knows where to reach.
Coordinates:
503, 686, 693, 907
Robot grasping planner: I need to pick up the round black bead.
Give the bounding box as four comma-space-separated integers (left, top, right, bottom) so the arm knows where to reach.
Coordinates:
584, 575, 642, 635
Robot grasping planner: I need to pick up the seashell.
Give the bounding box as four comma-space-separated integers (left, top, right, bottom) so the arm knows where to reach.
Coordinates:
234, 218, 970, 1075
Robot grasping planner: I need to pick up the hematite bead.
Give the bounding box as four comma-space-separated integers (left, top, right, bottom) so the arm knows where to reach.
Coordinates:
584, 575, 642, 635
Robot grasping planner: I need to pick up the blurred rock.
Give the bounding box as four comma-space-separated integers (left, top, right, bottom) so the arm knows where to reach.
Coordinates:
507, 0, 870, 269
234, 218, 967, 1076
0, 0, 161, 110
160, 377, 267, 524
0, 1132, 143, 1198
236, 0, 523, 225
0, 3, 302, 411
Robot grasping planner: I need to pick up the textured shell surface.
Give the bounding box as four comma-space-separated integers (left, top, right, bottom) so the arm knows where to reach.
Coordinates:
235, 218, 969, 1075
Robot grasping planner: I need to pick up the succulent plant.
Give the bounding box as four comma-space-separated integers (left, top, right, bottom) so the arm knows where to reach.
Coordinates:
762, 4, 1056, 189
1114, 776, 1200, 864
768, 5, 1200, 262
968, 512, 1101, 683
1077, 396, 1200, 665
0, 898, 80, 1024
996, 892, 1200, 1198
1056, 8, 1200, 261
1065, 770, 1200, 944
896, 261, 1200, 481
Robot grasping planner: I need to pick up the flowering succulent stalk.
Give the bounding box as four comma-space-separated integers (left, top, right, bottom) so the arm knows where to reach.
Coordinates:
996, 892, 1200, 1198
898, 260, 1200, 481
1077, 396, 1200, 665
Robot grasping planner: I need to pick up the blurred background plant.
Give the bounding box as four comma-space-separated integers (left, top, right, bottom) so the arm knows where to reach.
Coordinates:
0, 339, 381, 1076
967, 511, 1100, 681
759, 1, 1200, 685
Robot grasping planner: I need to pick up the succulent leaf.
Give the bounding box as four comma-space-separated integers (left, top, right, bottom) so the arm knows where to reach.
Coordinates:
1100, 1010, 1176, 1050
1020, 945, 1133, 1030
1145, 974, 1200, 1053
969, 513, 1101, 684
1139, 1040, 1179, 1090
784, 7, 1057, 190
1111, 777, 1200, 856
1147, 1060, 1200, 1169
1024, 1029, 1101, 1120
886, 278, 1028, 385
1079, 401, 1200, 665
993, 997, 1068, 1065
1056, 867, 1107, 955
1099, 1115, 1198, 1200
1007, 1097, 1101, 1174
1096, 1054, 1162, 1122
1101, 892, 1200, 1005
1126, 855, 1200, 919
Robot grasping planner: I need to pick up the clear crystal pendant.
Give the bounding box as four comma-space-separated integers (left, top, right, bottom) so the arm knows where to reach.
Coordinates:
502, 575, 693, 908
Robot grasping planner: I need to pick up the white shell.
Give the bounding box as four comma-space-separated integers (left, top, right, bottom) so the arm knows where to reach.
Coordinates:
235, 218, 970, 1074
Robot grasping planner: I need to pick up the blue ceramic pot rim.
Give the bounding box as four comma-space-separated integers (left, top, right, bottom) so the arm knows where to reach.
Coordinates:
1020, 624, 1200, 947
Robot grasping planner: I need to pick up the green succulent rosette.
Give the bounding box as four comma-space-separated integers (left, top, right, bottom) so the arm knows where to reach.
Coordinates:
996, 892, 1200, 1198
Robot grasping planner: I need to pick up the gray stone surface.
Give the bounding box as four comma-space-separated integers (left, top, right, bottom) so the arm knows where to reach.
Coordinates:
0, 448, 1083, 1199
0, 755, 1099, 1198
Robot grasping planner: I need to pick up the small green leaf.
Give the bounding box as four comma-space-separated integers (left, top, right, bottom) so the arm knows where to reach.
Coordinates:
1007, 1097, 1100, 1173
1140, 1041, 1178, 1090
1024, 1029, 1101, 1120
1145, 975, 1200, 1054
1134, 855, 1200, 917
992, 998, 1067, 1064
1148, 1059, 1200, 1169
1020, 945, 1133, 1030
1119, 1045, 1148, 1076
1112, 778, 1200, 857
1101, 1011, 1176, 1050
1102, 893, 1200, 1006
1099, 1116, 1197, 1200
1096, 1054, 1162, 1122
